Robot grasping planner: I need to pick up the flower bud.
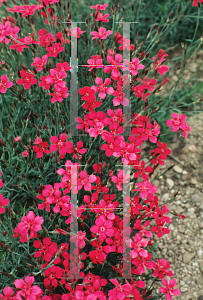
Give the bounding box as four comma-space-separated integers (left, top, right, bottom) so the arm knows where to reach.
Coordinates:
87, 156, 92, 165
27, 110, 32, 121
139, 51, 145, 58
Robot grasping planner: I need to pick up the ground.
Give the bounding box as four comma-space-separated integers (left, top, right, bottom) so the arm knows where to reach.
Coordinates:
151, 111, 203, 300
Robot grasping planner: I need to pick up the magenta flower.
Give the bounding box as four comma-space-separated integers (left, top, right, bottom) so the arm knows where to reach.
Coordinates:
111, 169, 130, 191
130, 233, 148, 258
166, 113, 191, 138
90, 12, 110, 23
87, 55, 103, 71
16, 70, 37, 90
14, 276, 43, 300
91, 77, 114, 99
46, 43, 64, 57
0, 75, 13, 93
123, 57, 145, 76
90, 215, 114, 241
90, 4, 108, 10
0, 194, 9, 214
133, 181, 157, 200
68, 27, 86, 38
31, 55, 48, 71
13, 211, 44, 243
0, 286, 15, 299
77, 170, 97, 191
160, 278, 181, 300
90, 27, 112, 40
104, 54, 123, 78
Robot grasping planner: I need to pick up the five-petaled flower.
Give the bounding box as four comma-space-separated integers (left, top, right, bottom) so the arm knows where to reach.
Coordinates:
16, 70, 37, 89
90, 27, 112, 40
14, 276, 43, 300
160, 278, 181, 300
0, 194, 9, 213
31, 55, 48, 71
166, 113, 191, 138
13, 211, 44, 243
0, 75, 13, 93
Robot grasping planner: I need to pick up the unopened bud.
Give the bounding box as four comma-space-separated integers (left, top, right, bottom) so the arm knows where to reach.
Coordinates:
145, 52, 150, 59
87, 156, 92, 165
111, 4, 114, 14
150, 22, 156, 32
168, 10, 173, 20
139, 51, 145, 58
39, 163, 43, 172
27, 110, 32, 121
152, 107, 160, 114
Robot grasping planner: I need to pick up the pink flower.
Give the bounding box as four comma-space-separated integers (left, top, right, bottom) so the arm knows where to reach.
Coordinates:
89, 4, 108, 10
46, 43, 64, 57
133, 181, 157, 200
160, 278, 181, 300
103, 54, 123, 78
14, 136, 21, 141
86, 55, 103, 71
70, 230, 87, 248
48, 85, 70, 103
166, 113, 191, 138
17, 70, 37, 90
50, 133, 73, 155
0, 0, 7, 8
22, 150, 28, 157
13, 211, 44, 243
91, 77, 114, 99
14, 276, 43, 300
153, 57, 169, 75
111, 169, 130, 191
77, 171, 97, 192
90, 27, 112, 40
0, 75, 13, 93
68, 27, 86, 38
0, 194, 9, 214
31, 55, 48, 71
123, 57, 145, 76
90, 12, 110, 23
90, 215, 114, 241
192, 0, 203, 6
0, 286, 15, 299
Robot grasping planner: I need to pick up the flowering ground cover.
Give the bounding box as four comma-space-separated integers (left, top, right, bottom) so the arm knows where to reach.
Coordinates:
0, 0, 202, 299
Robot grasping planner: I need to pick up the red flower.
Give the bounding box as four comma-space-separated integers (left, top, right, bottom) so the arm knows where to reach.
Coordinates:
160, 278, 181, 300
33, 237, 58, 262
192, 0, 203, 6
0, 194, 9, 213
123, 57, 145, 76
0, 286, 15, 300
14, 276, 43, 300
0, 75, 13, 93
90, 27, 112, 40
90, 215, 114, 241
166, 113, 191, 138
13, 211, 43, 243
17, 70, 37, 89
46, 43, 64, 57
31, 55, 48, 71
33, 139, 50, 158
43, 265, 65, 288
50, 133, 73, 155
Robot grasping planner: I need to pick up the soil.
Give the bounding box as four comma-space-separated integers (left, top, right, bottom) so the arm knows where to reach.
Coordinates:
150, 111, 203, 300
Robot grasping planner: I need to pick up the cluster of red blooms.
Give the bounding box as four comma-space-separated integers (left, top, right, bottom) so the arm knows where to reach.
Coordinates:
0, 1, 194, 300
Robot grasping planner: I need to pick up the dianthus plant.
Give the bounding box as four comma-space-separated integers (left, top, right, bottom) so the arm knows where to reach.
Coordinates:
0, 1, 194, 300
